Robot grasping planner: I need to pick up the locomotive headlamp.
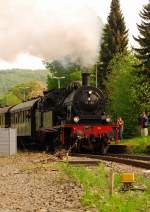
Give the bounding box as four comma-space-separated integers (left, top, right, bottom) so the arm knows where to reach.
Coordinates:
106, 117, 111, 122
74, 116, 80, 123
89, 90, 92, 95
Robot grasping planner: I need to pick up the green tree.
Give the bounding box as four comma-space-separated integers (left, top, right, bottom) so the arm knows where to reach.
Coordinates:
97, 0, 128, 92
133, 1, 150, 112
0, 81, 46, 106
46, 60, 81, 89
0, 93, 21, 106
11, 81, 46, 101
107, 52, 139, 137
134, 1, 150, 77
130, 75, 150, 113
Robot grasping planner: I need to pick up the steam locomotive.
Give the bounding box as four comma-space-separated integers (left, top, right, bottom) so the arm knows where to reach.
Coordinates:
0, 73, 118, 154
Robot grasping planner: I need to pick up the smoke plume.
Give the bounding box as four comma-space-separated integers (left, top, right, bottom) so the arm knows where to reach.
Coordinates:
0, 0, 102, 67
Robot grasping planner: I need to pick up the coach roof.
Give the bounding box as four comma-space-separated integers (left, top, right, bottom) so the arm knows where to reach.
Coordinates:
0, 106, 12, 113
9, 98, 39, 112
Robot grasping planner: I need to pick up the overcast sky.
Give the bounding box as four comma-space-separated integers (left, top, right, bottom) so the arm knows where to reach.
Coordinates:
0, 0, 149, 69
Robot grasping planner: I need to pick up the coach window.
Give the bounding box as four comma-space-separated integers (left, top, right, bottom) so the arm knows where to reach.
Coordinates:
20, 111, 22, 123
12, 113, 13, 124
11, 114, 13, 124
23, 111, 24, 122
25, 111, 27, 122
23, 111, 25, 122
25, 110, 27, 122
13, 113, 15, 124
24, 111, 26, 122
15, 113, 17, 124
27, 110, 31, 119
18, 112, 20, 123
1, 115, 3, 125
19, 111, 22, 123
14, 113, 16, 124
17, 112, 19, 123
22, 111, 24, 122
22, 112, 23, 123
25, 110, 28, 122
17, 113, 19, 123
1, 116, 2, 126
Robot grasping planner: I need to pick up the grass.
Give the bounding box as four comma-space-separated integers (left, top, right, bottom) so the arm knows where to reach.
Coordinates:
112, 136, 150, 154
60, 163, 150, 211
121, 136, 150, 145
122, 136, 150, 154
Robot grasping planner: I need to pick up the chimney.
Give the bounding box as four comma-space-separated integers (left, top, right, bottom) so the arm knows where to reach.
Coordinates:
82, 73, 90, 86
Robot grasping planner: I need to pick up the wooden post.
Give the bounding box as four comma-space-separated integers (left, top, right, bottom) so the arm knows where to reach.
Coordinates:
109, 165, 114, 196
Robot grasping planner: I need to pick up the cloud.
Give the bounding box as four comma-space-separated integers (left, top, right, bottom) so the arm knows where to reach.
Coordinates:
0, 0, 102, 67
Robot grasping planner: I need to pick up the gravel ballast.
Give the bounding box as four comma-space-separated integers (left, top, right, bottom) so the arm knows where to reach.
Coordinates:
0, 153, 84, 212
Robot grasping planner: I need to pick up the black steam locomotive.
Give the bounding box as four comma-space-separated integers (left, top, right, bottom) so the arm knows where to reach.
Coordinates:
0, 73, 118, 153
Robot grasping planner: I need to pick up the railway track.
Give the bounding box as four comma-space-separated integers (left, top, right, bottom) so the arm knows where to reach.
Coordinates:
68, 153, 150, 169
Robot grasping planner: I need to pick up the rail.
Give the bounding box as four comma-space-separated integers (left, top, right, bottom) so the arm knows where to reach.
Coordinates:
68, 153, 150, 169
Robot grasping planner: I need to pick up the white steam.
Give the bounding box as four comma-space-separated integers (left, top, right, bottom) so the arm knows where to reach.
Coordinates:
0, 0, 102, 67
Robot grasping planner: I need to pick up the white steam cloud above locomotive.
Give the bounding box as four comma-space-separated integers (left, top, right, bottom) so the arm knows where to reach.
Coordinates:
0, 0, 102, 67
